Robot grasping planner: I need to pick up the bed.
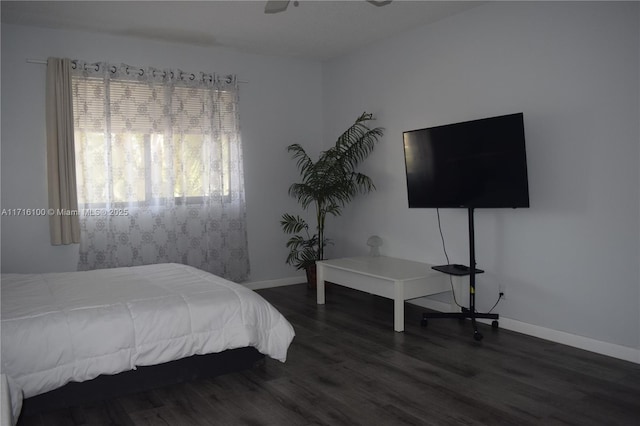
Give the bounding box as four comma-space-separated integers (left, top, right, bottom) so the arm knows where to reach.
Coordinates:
0, 263, 295, 424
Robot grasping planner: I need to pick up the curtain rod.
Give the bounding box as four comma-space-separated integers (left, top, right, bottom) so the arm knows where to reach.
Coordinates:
25, 58, 248, 83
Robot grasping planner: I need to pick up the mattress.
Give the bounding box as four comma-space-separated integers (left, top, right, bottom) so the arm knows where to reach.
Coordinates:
0, 263, 295, 422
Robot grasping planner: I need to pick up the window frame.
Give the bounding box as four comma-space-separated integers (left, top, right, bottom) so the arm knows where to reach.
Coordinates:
73, 75, 235, 207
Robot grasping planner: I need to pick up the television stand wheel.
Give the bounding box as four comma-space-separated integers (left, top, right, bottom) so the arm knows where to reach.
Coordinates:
491, 320, 499, 329
473, 330, 483, 341
421, 316, 428, 327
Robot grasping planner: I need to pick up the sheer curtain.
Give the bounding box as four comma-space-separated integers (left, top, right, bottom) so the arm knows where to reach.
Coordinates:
72, 61, 249, 281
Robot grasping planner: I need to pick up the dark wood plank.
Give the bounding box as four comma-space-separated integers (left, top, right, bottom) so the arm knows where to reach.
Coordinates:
18, 283, 640, 426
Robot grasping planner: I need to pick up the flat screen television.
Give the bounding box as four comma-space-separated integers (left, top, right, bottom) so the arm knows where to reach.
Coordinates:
403, 112, 530, 209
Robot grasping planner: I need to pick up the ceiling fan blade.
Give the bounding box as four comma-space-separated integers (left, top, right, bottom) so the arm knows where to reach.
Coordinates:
367, 0, 392, 6
265, 1, 290, 14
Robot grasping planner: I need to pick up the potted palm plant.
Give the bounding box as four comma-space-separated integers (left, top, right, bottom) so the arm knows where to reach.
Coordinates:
281, 112, 384, 288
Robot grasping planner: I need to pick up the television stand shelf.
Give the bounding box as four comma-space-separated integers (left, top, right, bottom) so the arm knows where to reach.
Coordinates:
432, 264, 484, 276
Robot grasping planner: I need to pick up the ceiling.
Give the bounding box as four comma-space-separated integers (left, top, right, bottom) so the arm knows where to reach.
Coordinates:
1, 1, 480, 61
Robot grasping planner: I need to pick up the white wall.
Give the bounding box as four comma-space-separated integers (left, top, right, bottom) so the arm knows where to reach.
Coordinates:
0, 24, 322, 283
322, 2, 640, 352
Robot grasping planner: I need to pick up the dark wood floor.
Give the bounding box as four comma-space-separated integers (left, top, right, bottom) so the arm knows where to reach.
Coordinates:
18, 283, 640, 426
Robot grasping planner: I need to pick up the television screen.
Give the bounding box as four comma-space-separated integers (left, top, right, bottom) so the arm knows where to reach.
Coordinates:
403, 113, 530, 209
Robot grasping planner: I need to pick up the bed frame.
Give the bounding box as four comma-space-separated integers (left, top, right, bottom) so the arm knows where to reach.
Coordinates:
20, 347, 264, 415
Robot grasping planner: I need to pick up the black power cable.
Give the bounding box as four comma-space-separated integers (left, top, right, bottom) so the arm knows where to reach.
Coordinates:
436, 209, 463, 308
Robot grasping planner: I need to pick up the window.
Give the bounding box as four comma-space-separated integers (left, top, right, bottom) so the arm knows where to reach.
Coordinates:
73, 76, 235, 206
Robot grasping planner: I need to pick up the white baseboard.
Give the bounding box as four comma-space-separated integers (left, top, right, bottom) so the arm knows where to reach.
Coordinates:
241, 278, 640, 365
410, 298, 640, 365
243, 275, 305, 290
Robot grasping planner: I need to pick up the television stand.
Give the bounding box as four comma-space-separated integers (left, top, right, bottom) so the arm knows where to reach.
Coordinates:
421, 208, 499, 341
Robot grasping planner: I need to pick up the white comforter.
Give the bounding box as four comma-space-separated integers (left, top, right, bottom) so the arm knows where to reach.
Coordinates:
0, 263, 295, 422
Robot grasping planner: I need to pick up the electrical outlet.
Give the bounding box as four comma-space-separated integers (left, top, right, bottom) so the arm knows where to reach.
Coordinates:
498, 283, 506, 300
